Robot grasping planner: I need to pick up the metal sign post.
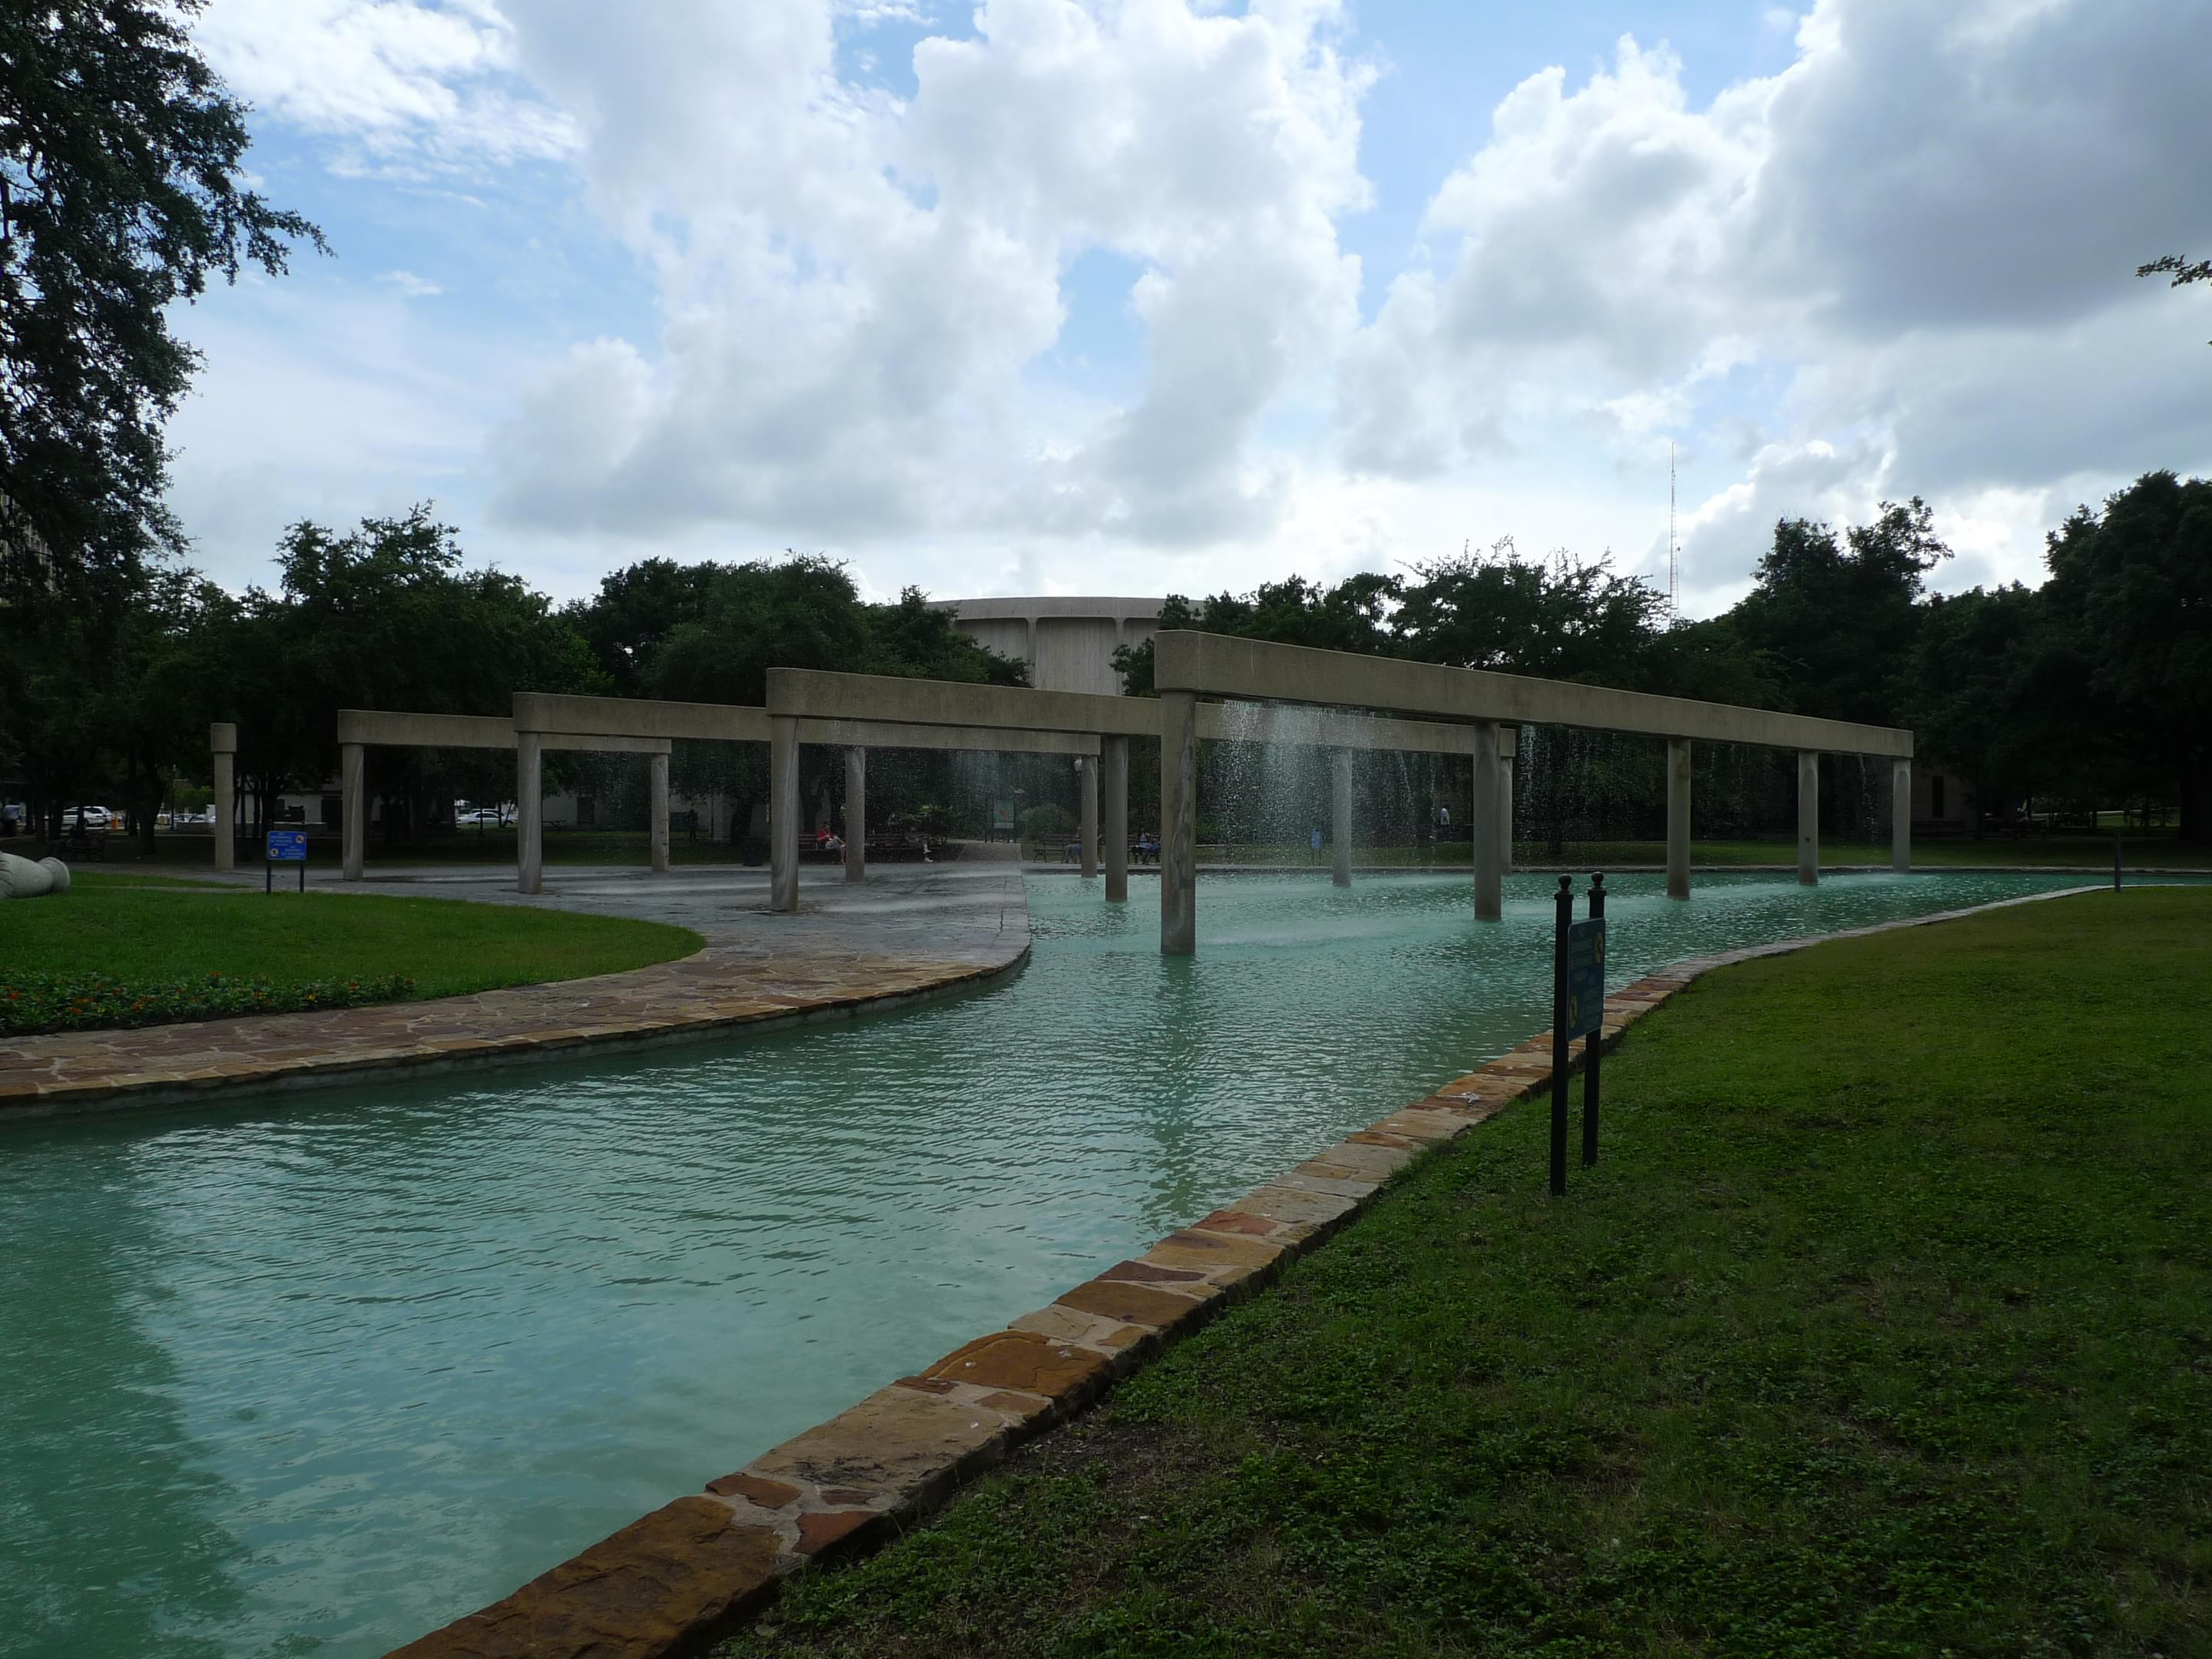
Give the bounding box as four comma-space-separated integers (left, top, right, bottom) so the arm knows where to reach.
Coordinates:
266, 827, 308, 893
1581, 873, 1607, 1167
1551, 871, 1609, 1195
1550, 876, 1572, 1197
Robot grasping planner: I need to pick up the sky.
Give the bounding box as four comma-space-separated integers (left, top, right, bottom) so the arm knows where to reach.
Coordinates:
165, 0, 2212, 617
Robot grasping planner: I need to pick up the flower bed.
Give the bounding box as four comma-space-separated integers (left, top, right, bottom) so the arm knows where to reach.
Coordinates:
0, 970, 416, 1036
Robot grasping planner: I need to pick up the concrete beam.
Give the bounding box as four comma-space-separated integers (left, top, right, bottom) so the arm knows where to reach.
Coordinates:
1154, 632, 1914, 759
770, 667, 1157, 739
1200, 703, 1489, 757
516, 692, 762, 744
337, 710, 516, 750
794, 717, 1098, 757
538, 733, 671, 756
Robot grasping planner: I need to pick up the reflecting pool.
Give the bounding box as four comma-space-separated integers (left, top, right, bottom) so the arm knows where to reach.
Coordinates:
0, 870, 2126, 1657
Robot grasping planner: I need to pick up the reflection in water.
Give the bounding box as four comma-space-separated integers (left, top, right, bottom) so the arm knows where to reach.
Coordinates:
0, 870, 2128, 1657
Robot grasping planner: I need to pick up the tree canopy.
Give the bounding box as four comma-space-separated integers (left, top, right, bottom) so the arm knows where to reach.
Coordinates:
0, 0, 323, 598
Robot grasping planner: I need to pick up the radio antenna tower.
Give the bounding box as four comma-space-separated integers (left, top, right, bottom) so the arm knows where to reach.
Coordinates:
1667, 442, 1680, 614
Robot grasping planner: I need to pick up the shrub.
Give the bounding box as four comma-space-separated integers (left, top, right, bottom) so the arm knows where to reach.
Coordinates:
0, 970, 417, 1036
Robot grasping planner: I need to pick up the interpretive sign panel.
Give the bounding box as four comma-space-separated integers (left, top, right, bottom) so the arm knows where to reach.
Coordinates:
1565, 917, 1606, 1041
266, 830, 308, 863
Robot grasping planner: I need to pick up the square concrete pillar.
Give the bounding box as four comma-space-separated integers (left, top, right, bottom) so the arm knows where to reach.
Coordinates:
650, 750, 671, 874
1892, 757, 1912, 873
1500, 750, 1514, 876
516, 733, 543, 894
210, 723, 236, 873
770, 715, 800, 912
1666, 737, 1692, 900
1101, 735, 1129, 902
1161, 690, 1198, 955
1079, 754, 1099, 879
844, 746, 866, 883
1470, 720, 1502, 921
1330, 748, 1353, 888
1797, 750, 1820, 887
341, 741, 365, 881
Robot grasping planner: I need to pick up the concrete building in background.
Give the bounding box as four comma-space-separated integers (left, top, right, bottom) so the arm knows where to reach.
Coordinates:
935, 598, 1164, 695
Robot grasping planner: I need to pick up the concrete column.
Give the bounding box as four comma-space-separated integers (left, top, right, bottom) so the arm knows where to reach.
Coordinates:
770, 716, 800, 912
516, 733, 543, 894
1161, 690, 1198, 955
1102, 735, 1129, 902
1025, 616, 1039, 678
1666, 737, 1692, 900
649, 750, 671, 874
844, 746, 866, 883
1078, 755, 1099, 879
1471, 720, 1502, 921
1330, 748, 1353, 888
1499, 748, 1514, 875
1797, 750, 1820, 886
210, 723, 236, 873
1892, 758, 1912, 873
341, 741, 365, 881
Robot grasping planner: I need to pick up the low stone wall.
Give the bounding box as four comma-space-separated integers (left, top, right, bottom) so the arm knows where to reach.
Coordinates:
389, 885, 2098, 1659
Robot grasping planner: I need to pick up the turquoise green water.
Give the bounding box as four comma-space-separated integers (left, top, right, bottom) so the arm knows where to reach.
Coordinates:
0, 871, 2127, 1657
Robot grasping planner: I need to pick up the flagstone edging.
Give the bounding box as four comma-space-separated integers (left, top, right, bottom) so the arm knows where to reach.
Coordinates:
388, 884, 2101, 1659
0, 949, 1030, 1124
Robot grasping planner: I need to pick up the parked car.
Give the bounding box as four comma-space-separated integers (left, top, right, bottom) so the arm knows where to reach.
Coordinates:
68, 805, 114, 831
458, 806, 507, 826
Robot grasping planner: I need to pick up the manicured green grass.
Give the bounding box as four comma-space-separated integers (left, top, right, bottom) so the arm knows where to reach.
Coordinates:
727, 888, 2212, 1659
5, 872, 702, 1008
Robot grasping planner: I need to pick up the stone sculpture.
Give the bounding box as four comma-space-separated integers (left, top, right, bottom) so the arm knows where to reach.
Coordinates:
0, 851, 71, 898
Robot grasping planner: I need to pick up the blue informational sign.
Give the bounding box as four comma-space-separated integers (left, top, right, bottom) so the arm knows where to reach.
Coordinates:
1564, 917, 1607, 1040
266, 829, 309, 863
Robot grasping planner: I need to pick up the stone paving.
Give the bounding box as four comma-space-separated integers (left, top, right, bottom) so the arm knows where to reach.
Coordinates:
0, 862, 1029, 1121
388, 883, 2096, 1659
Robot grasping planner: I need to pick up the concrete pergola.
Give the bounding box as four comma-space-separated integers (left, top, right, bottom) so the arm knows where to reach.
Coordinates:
764, 667, 1522, 910
336, 708, 671, 884
511, 692, 1102, 899
1151, 631, 1916, 953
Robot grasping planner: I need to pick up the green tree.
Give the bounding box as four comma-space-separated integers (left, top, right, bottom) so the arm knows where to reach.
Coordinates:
1730, 498, 1949, 727
2041, 472, 2212, 843
0, 0, 323, 597
1906, 584, 2085, 834
2138, 253, 2211, 344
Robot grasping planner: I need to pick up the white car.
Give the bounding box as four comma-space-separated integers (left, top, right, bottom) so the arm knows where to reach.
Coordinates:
68, 805, 114, 831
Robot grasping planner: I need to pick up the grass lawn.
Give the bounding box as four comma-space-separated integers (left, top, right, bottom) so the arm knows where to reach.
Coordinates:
727, 887, 2212, 1659
5, 871, 701, 1008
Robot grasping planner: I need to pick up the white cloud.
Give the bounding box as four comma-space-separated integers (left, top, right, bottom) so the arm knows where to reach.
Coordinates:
172, 0, 2212, 609
1335, 0, 2212, 612
198, 0, 578, 171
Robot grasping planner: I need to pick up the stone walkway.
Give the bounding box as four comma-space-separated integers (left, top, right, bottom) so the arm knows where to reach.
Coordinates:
0, 862, 1030, 1121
